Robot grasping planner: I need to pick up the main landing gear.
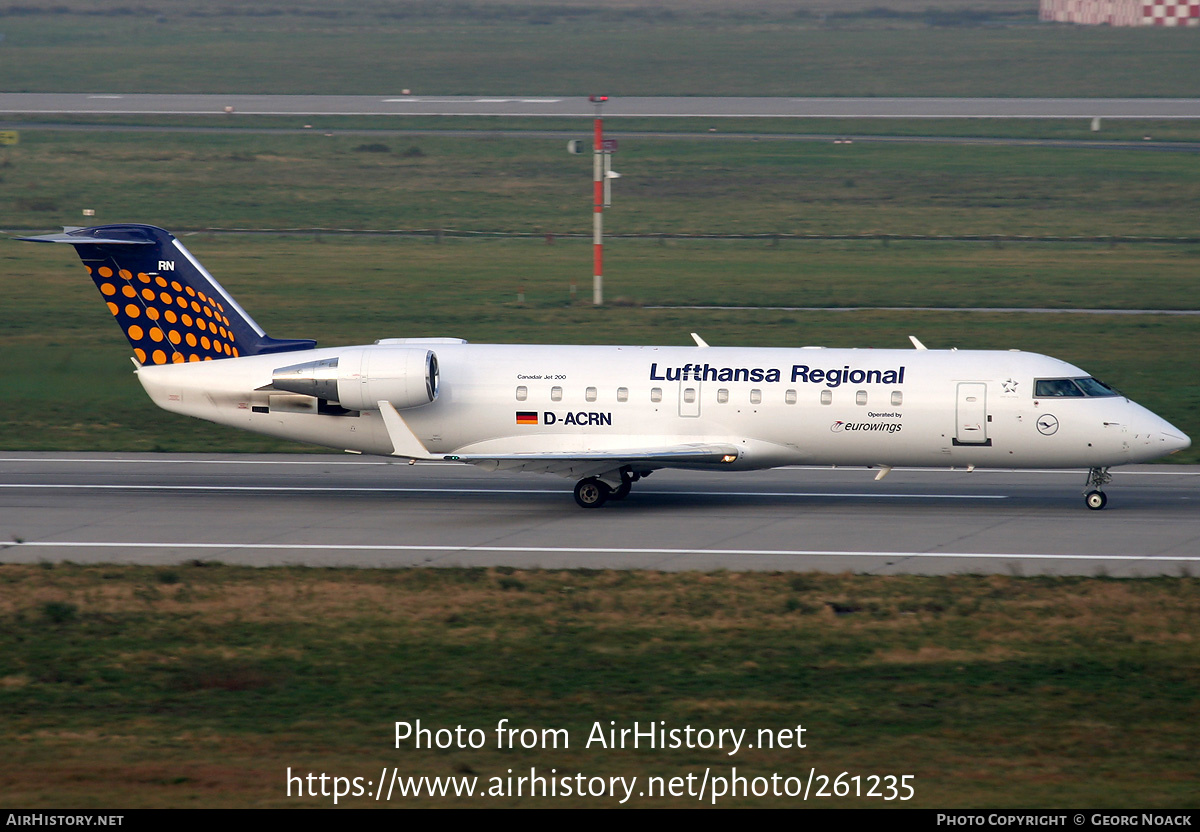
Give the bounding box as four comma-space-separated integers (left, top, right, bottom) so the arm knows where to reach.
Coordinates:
1083, 466, 1112, 511
573, 478, 609, 508
573, 467, 641, 508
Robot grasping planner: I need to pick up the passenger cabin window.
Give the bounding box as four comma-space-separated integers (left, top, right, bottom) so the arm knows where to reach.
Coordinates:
891, 391, 903, 407
551, 386, 563, 402
617, 387, 629, 402
683, 388, 696, 404
717, 388, 729, 404
1035, 377, 1120, 398
856, 390, 867, 406
785, 390, 797, 405
516, 386, 528, 401
820, 390, 832, 406
585, 386, 597, 402
650, 388, 662, 403
750, 389, 762, 405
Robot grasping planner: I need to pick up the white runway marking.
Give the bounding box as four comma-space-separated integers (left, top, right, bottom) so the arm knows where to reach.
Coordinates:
648, 305, 1200, 316
5, 541, 1197, 562
380, 98, 561, 104
0, 483, 1007, 499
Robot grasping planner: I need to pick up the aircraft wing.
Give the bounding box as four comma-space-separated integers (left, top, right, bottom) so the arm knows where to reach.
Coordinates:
376, 402, 739, 477
445, 444, 740, 479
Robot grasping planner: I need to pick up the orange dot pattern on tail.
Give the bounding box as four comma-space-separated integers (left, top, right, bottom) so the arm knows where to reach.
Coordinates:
89, 265, 239, 364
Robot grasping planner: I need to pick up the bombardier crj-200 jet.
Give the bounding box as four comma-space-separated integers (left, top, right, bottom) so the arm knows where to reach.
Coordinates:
24, 224, 1191, 509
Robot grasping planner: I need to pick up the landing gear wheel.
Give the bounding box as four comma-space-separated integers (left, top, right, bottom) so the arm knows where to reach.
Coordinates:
608, 470, 633, 501
574, 478, 610, 509
1083, 467, 1112, 511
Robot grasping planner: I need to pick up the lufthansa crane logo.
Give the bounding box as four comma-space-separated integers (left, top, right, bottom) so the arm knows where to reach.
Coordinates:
1036, 414, 1060, 436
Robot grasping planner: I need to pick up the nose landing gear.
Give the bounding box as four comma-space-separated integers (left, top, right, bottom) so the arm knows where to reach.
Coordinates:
1084, 467, 1112, 510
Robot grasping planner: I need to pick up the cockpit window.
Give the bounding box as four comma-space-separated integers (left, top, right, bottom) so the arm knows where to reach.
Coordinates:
1073, 377, 1120, 397
1035, 379, 1084, 397
1035, 377, 1120, 398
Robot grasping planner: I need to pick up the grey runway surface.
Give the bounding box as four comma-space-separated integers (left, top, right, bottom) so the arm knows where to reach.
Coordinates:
3, 94, 1200, 119
1, 453, 1197, 576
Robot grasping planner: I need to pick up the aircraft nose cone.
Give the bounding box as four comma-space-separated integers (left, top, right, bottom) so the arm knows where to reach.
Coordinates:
1127, 403, 1191, 461
1148, 409, 1190, 456
1162, 429, 1191, 455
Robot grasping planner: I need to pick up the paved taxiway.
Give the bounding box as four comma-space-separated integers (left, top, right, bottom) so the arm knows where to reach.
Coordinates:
1, 453, 1196, 576
3, 94, 1200, 119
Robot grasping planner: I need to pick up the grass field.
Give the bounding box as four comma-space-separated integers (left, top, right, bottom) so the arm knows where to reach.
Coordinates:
1, 1, 1199, 98
6, 129, 1200, 237
0, 564, 1194, 807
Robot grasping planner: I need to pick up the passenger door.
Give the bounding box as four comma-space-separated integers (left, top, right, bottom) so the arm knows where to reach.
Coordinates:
954, 382, 990, 445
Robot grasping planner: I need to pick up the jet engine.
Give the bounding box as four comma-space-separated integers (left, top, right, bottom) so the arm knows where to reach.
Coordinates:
270, 348, 439, 411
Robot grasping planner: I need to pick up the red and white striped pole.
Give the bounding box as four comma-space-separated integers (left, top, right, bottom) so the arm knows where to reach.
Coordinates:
590, 94, 607, 306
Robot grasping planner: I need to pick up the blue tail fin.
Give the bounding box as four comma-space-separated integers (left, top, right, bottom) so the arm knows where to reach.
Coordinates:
21, 224, 316, 365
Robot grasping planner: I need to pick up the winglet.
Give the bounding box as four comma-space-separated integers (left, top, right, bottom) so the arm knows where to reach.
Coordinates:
908, 335, 928, 350
691, 332, 709, 348
377, 401, 438, 460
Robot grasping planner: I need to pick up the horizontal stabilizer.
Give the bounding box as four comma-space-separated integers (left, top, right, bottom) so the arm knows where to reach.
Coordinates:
19, 230, 155, 246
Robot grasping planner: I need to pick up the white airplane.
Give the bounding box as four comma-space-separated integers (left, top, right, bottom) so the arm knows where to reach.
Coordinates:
23, 224, 1191, 509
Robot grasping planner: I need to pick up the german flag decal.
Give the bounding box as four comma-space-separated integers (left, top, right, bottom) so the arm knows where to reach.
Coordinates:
516, 411, 538, 425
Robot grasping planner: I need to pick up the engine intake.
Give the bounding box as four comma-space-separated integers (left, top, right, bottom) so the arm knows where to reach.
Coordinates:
271, 348, 439, 411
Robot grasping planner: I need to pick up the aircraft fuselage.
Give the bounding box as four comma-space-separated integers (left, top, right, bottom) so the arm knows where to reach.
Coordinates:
136, 343, 1188, 471
23, 223, 1190, 509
